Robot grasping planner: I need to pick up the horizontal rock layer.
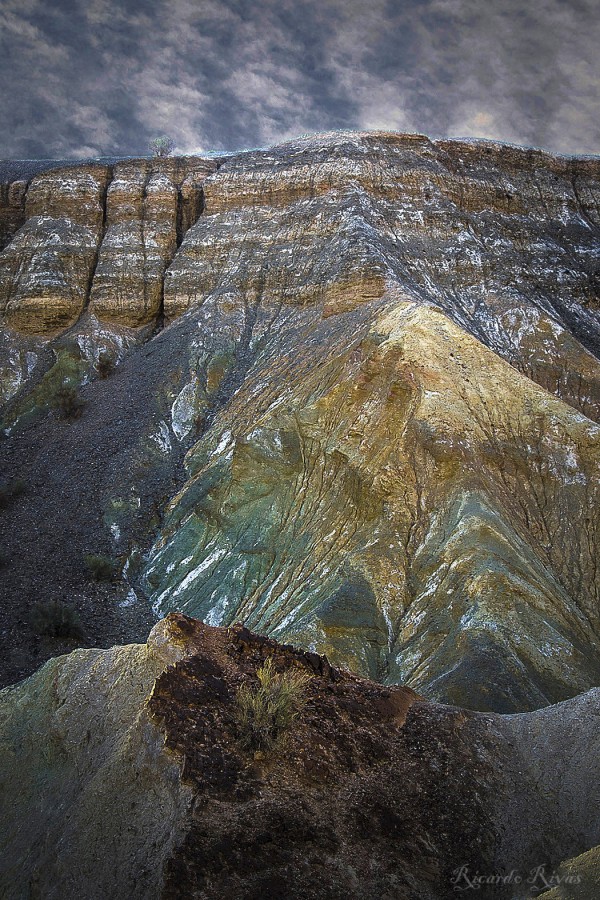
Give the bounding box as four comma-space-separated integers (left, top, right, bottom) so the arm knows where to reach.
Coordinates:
0, 157, 216, 334
89, 157, 213, 327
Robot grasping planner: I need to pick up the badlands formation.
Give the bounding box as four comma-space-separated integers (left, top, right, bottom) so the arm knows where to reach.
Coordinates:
0, 132, 599, 896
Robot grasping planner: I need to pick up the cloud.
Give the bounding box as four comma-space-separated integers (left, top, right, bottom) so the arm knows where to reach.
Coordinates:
0, 0, 598, 159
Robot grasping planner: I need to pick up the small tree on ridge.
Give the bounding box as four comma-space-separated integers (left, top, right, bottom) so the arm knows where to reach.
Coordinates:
149, 135, 175, 158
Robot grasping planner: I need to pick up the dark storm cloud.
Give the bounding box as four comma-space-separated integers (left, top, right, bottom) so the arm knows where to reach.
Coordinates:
0, 0, 598, 158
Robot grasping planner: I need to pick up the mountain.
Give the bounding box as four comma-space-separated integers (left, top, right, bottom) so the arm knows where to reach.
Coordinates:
1, 132, 599, 714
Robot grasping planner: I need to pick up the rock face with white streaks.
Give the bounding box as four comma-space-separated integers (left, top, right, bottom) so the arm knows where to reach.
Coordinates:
0, 157, 216, 334
0, 132, 600, 713
89, 157, 214, 326
163, 133, 600, 415
0, 165, 110, 333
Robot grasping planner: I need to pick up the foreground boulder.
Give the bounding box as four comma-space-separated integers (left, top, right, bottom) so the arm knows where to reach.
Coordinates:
0, 615, 598, 899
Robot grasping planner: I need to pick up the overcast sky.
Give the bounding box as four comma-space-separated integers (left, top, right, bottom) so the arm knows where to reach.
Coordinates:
1, 0, 599, 159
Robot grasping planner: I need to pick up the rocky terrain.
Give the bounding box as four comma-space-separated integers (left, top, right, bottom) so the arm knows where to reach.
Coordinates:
1, 130, 600, 897
1, 131, 600, 713
1, 614, 599, 899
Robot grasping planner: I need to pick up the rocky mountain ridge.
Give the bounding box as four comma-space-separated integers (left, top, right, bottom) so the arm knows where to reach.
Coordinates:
0, 131, 599, 713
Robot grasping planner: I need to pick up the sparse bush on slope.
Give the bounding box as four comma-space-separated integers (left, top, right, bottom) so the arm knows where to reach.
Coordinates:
32, 350, 86, 419
235, 657, 310, 753
84, 553, 117, 582
30, 600, 85, 640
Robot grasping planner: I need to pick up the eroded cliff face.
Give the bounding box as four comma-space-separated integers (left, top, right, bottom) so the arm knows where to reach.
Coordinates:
1, 616, 599, 899
0, 132, 599, 712
0, 157, 215, 340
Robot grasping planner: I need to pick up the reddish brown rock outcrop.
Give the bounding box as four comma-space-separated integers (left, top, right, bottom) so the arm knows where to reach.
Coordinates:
1, 616, 599, 899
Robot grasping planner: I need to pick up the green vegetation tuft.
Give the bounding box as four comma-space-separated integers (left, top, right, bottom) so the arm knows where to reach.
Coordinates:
96, 350, 115, 379
84, 553, 117, 582
35, 350, 85, 407
3, 349, 87, 430
0, 478, 26, 509
30, 600, 85, 640
234, 657, 310, 753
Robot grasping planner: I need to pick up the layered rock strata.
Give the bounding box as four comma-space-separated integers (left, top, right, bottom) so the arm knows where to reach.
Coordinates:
164, 133, 600, 422
0, 156, 216, 335
89, 157, 214, 326
0, 165, 110, 333
1, 133, 600, 711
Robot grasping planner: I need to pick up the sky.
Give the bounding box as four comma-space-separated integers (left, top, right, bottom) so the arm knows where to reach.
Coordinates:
1, 0, 599, 159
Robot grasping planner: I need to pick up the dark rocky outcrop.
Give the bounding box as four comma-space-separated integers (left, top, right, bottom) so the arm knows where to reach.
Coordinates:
0, 179, 27, 251
1, 615, 598, 899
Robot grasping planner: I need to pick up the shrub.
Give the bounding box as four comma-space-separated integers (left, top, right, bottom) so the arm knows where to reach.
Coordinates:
96, 350, 115, 379
149, 135, 175, 158
35, 350, 85, 415
234, 657, 310, 753
30, 600, 85, 640
54, 383, 85, 419
3, 349, 86, 430
84, 553, 117, 582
